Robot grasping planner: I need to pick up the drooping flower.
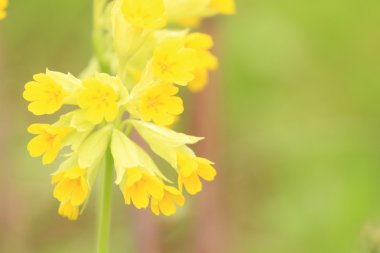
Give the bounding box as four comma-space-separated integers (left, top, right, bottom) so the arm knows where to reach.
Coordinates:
151, 185, 185, 216
152, 37, 197, 86
185, 33, 218, 92
52, 165, 89, 207
177, 151, 216, 195
120, 0, 167, 29
139, 83, 184, 126
121, 167, 164, 209
111, 129, 166, 209
27, 124, 73, 165
0, 0, 8, 20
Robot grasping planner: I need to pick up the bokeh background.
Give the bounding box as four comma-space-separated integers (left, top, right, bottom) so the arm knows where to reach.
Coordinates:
1, 0, 380, 253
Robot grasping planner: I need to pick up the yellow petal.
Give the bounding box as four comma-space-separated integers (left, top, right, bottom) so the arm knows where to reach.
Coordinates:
183, 173, 202, 195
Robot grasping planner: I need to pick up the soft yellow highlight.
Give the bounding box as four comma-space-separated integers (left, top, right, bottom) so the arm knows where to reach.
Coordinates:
0, 0, 8, 20
151, 185, 185, 216
52, 166, 89, 207
176, 17, 201, 28
27, 124, 72, 165
209, 0, 236, 15
23, 73, 66, 115
58, 202, 80, 221
177, 152, 217, 195
152, 38, 197, 86
78, 77, 119, 124
185, 33, 218, 92
121, 0, 166, 29
121, 167, 164, 209
139, 83, 184, 126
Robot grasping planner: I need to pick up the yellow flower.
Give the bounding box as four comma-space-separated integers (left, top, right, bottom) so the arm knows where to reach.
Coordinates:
151, 185, 185, 216
23, 71, 81, 115
177, 152, 216, 195
23, 74, 67, 115
121, 0, 166, 29
139, 83, 184, 126
78, 76, 119, 124
185, 33, 218, 92
152, 37, 197, 86
58, 202, 80, 221
209, 0, 236, 15
0, 0, 8, 20
121, 167, 164, 209
27, 124, 72, 165
52, 165, 89, 206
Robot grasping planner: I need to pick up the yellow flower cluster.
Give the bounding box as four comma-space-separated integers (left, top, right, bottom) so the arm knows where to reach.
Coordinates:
24, 0, 233, 220
0, 0, 7, 20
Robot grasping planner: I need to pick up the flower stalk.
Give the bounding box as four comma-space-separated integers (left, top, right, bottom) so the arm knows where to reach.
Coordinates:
93, 0, 110, 73
97, 149, 113, 253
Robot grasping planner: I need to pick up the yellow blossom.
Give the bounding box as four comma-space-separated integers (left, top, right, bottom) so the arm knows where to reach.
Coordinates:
151, 185, 184, 216
177, 152, 216, 195
188, 68, 209, 92
0, 0, 8, 20
52, 165, 89, 206
23, 74, 67, 115
27, 124, 72, 165
152, 37, 197, 86
121, 0, 166, 29
78, 76, 119, 124
23, 0, 233, 222
58, 202, 80, 221
185, 33, 218, 92
139, 83, 184, 126
209, 0, 236, 15
23, 71, 81, 115
121, 167, 164, 209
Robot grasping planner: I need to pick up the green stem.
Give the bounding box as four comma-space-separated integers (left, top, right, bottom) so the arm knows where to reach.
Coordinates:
93, 0, 110, 73
97, 150, 113, 253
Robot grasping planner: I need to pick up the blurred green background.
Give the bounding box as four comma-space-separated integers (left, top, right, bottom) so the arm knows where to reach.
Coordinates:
1, 0, 380, 253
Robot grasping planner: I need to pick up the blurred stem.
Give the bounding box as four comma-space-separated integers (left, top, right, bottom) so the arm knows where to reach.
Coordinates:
97, 150, 113, 253
93, 0, 110, 73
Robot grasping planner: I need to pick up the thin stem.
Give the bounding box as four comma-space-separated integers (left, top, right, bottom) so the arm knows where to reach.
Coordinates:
97, 150, 113, 253
93, 0, 110, 73
125, 123, 133, 136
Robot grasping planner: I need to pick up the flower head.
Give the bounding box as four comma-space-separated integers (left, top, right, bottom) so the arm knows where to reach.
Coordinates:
78, 76, 119, 124
23, 71, 81, 115
177, 152, 216, 195
152, 37, 197, 86
139, 83, 184, 126
23, 74, 67, 115
24, 0, 233, 221
27, 124, 72, 165
52, 165, 89, 207
121, 167, 164, 209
